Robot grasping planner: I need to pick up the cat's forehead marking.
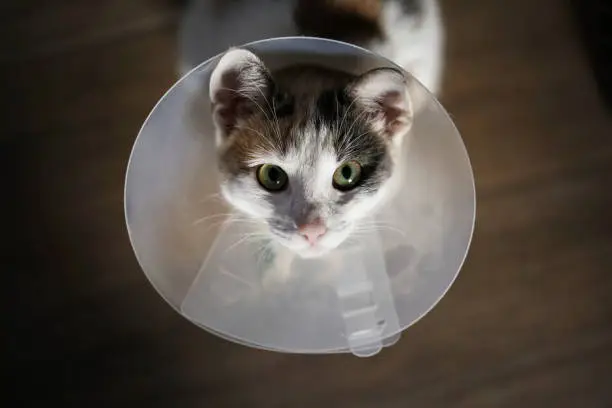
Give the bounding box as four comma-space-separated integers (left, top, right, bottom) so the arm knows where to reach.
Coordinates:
293, 120, 323, 164
245, 121, 324, 170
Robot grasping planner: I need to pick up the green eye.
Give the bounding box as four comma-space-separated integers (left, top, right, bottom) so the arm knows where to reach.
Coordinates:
256, 164, 288, 191
333, 160, 362, 191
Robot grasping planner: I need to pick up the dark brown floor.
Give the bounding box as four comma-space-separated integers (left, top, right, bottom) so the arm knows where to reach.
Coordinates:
4, 0, 612, 407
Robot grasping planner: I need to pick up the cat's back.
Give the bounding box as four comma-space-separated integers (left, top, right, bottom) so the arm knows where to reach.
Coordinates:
179, 0, 443, 93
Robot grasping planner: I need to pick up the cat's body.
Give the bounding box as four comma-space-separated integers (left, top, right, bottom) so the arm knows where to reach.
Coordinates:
199, 0, 444, 276
181, 0, 444, 94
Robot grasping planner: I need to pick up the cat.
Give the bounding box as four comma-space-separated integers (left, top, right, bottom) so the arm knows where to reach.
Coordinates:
209, 48, 412, 261
198, 0, 444, 279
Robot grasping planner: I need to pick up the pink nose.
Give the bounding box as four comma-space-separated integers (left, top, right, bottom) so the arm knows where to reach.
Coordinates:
298, 219, 327, 245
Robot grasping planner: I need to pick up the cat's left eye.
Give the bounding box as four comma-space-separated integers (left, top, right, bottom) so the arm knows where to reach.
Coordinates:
333, 161, 362, 191
257, 164, 288, 192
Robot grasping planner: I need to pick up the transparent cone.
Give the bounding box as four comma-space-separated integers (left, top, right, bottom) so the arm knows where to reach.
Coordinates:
125, 37, 475, 356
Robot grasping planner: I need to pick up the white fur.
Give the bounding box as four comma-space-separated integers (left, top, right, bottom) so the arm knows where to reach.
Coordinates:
179, 0, 444, 94
368, 0, 444, 94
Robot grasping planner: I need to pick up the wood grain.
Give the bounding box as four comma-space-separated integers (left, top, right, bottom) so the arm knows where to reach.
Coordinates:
4, 0, 612, 407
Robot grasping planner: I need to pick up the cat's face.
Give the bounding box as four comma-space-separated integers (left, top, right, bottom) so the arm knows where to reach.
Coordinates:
209, 49, 413, 258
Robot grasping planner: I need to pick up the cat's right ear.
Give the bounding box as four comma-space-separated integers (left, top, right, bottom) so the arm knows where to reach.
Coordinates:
209, 49, 273, 142
348, 67, 413, 142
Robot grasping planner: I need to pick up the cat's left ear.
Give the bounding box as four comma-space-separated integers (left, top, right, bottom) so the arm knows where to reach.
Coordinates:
209, 48, 273, 143
348, 68, 413, 140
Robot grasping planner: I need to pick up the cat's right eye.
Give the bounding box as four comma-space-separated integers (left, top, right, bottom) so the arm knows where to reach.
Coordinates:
256, 164, 288, 192
332, 161, 362, 191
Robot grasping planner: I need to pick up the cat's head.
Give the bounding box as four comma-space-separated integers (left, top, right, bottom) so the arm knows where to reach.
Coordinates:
209, 48, 413, 258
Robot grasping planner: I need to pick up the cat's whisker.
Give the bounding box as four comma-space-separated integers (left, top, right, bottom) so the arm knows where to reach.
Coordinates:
225, 218, 265, 225
354, 222, 408, 238
198, 192, 223, 205
243, 85, 282, 144
340, 110, 372, 153
221, 218, 267, 231
192, 213, 234, 226
334, 91, 341, 123
224, 232, 268, 254
344, 110, 369, 142
338, 97, 358, 136
338, 124, 370, 158
194, 212, 266, 237
236, 124, 268, 140
268, 92, 284, 143
198, 216, 247, 234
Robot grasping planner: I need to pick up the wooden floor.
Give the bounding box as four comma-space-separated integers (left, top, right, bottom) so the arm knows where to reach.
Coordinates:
5, 0, 612, 407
